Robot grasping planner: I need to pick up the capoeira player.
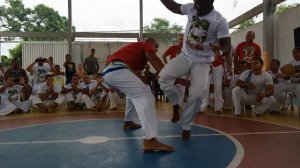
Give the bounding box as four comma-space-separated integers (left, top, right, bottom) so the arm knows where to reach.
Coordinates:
159, 0, 232, 140
102, 38, 174, 152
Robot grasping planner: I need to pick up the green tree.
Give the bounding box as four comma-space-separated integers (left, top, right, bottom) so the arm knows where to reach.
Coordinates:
235, 17, 256, 32
0, 0, 75, 63
0, 0, 72, 34
0, 55, 10, 67
276, 3, 299, 14
9, 44, 22, 60
0, 0, 31, 32
144, 18, 183, 43
24, 4, 71, 41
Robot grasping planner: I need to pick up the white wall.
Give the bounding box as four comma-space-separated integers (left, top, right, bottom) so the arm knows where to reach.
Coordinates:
22, 41, 174, 72
275, 6, 300, 65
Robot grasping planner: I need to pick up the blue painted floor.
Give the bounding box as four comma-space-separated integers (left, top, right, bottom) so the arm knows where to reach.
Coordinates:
0, 119, 240, 168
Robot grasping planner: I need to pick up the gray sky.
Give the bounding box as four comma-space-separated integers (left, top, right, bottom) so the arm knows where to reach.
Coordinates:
0, 0, 299, 56
12, 0, 264, 32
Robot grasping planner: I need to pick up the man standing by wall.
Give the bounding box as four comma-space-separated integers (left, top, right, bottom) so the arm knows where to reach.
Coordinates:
234, 31, 261, 73
83, 48, 99, 75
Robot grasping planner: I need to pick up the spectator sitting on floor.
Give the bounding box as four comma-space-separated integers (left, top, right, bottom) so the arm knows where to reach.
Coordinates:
232, 58, 275, 116
31, 74, 65, 113
271, 47, 300, 114
61, 74, 95, 111
89, 73, 109, 111
0, 76, 31, 115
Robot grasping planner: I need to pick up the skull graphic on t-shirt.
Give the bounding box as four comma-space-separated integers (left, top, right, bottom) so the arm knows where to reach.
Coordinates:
187, 16, 210, 51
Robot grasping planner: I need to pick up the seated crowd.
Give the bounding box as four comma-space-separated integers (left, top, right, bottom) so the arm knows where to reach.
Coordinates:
0, 47, 299, 117
0, 55, 122, 116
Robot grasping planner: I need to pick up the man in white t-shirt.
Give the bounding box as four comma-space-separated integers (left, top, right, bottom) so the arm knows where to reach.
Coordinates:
61, 74, 94, 111
74, 74, 96, 110
272, 48, 300, 113
0, 76, 31, 115
89, 73, 109, 111
160, 0, 232, 140
232, 58, 275, 116
31, 75, 65, 112
26, 57, 54, 95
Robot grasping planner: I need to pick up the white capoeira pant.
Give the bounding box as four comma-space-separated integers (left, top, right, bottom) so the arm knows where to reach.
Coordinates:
222, 75, 238, 110
0, 99, 17, 116
32, 82, 43, 95
108, 91, 121, 109
201, 65, 224, 111
177, 78, 187, 108
64, 92, 95, 109
31, 95, 65, 106
272, 83, 300, 113
232, 87, 276, 115
103, 63, 157, 139
159, 53, 210, 130
0, 99, 31, 114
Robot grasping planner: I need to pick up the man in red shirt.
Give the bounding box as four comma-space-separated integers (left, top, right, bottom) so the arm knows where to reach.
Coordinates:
103, 38, 174, 152
162, 34, 184, 64
234, 31, 261, 73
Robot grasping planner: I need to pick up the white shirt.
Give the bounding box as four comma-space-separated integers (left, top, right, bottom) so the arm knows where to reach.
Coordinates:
267, 70, 288, 84
2, 85, 23, 103
32, 63, 51, 84
181, 4, 230, 63
37, 83, 61, 100
239, 70, 273, 95
64, 83, 85, 98
89, 80, 106, 102
79, 81, 95, 90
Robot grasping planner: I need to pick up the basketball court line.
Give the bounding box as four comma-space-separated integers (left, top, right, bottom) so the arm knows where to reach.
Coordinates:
1, 130, 299, 146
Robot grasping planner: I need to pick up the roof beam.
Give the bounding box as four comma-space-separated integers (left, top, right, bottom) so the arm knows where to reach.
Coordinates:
228, 0, 285, 28
0, 31, 69, 38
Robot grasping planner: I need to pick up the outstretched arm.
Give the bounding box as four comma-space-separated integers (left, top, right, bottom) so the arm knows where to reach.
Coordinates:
162, 53, 169, 64
160, 0, 182, 14
145, 52, 164, 73
219, 37, 232, 74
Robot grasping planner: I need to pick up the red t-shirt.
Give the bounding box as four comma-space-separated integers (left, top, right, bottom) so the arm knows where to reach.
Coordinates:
108, 42, 156, 72
235, 42, 261, 68
211, 56, 224, 67
163, 45, 181, 60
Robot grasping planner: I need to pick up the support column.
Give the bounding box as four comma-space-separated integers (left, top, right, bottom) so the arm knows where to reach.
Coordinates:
139, 0, 144, 41
68, 0, 73, 55
263, 0, 276, 65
